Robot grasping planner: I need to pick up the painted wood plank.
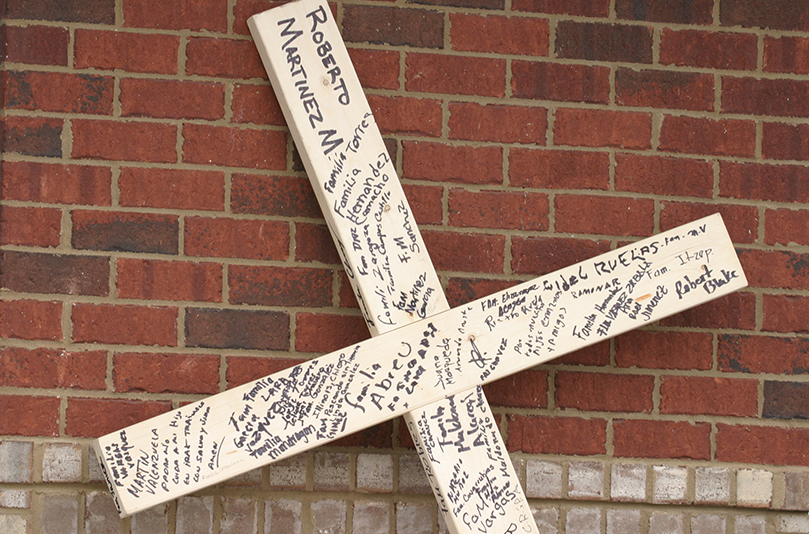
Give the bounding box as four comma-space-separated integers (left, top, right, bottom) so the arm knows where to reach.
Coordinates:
246, 2, 539, 532
95, 213, 747, 516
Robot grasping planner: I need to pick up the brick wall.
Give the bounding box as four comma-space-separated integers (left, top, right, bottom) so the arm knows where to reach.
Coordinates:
1, 0, 808, 532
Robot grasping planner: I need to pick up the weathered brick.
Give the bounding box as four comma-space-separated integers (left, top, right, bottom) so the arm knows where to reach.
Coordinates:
783, 472, 809, 510
73, 303, 178, 346
42, 442, 82, 482
114, 352, 219, 394
231, 83, 285, 125
117, 258, 222, 302
615, 154, 714, 197
526, 460, 563, 498
185, 37, 265, 79
72, 119, 176, 163
295, 312, 368, 353
0, 347, 106, 390
231, 174, 319, 218
72, 210, 179, 254
739, 249, 809, 290
765, 209, 809, 246
483, 370, 548, 408
614, 420, 711, 460
660, 201, 759, 244
653, 465, 687, 504
369, 95, 442, 138
226, 356, 303, 388
66, 397, 171, 437
1, 251, 108, 296
611, 463, 647, 502
0, 299, 62, 341
451, 14, 549, 55
554, 108, 652, 149
737, 469, 773, 508
512, 61, 610, 104
5, 25, 69, 65
691, 514, 725, 534
659, 115, 756, 157
185, 217, 288, 260
513, 0, 608, 16
615, 68, 714, 111
7, 0, 114, 23
660, 376, 759, 416
294, 223, 340, 265
398, 454, 430, 494
721, 162, 809, 203
723, 77, 809, 117
568, 461, 604, 500
615, 0, 712, 23
402, 142, 503, 184
265, 499, 302, 534
186, 308, 289, 351
448, 189, 548, 230
85, 492, 123, 534
716, 424, 809, 466
183, 124, 286, 170
353, 501, 389, 533
720, 0, 809, 31
402, 184, 443, 225
764, 381, 809, 419
176, 496, 213, 534
764, 36, 809, 74
229, 266, 332, 307
616, 330, 714, 370
511, 236, 610, 276
0, 395, 60, 436
221, 498, 258, 534
566, 507, 601, 534
121, 79, 224, 120
556, 372, 654, 413
4, 116, 62, 157
660, 29, 757, 70
343, 5, 443, 48
74, 29, 180, 74
763, 122, 809, 161
0, 441, 33, 482
509, 148, 610, 190
649, 513, 685, 534
357, 454, 393, 493
0, 206, 61, 247
311, 500, 346, 534
406, 53, 506, 97
314, 452, 350, 492
119, 167, 224, 211
5, 71, 113, 114
0, 489, 31, 508
695, 467, 731, 505
348, 48, 400, 90
41, 494, 79, 534
555, 194, 655, 236
122, 0, 226, 31
2, 161, 111, 205
507, 415, 607, 455
130, 503, 169, 534
421, 230, 505, 273
607, 509, 641, 534
448, 102, 547, 144
556, 21, 653, 63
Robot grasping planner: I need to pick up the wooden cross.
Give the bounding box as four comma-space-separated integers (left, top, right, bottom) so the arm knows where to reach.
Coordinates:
94, 1, 749, 529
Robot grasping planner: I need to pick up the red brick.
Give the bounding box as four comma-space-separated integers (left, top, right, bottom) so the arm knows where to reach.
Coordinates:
484, 370, 548, 408
448, 102, 547, 144
554, 109, 652, 149
369, 95, 442, 138
509, 148, 609, 190
723, 77, 809, 117
73, 303, 178, 346
716, 424, 809, 466
343, 5, 443, 49
661, 376, 759, 416
614, 420, 711, 460
74, 29, 180, 74
555, 195, 654, 236
114, 353, 220, 394
2, 161, 111, 205
660, 291, 756, 330
186, 308, 289, 351
295, 223, 340, 265
406, 53, 506, 97
512, 61, 610, 104
0, 206, 61, 247
226, 356, 305, 388
233, 0, 286, 35
335, 421, 394, 449
721, 162, 809, 203
0, 347, 106, 390
763, 122, 809, 161
338, 271, 360, 309
659, 201, 759, 244
615, 0, 712, 23
720, 0, 809, 32
556, 372, 654, 413
512, 0, 609, 17
764, 381, 809, 419
72, 210, 179, 254
122, 0, 227, 31
120, 79, 224, 120
184, 217, 288, 261
229, 266, 332, 307
660, 29, 757, 70
5, 25, 69, 65
66, 398, 171, 438
615, 68, 714, 111
72, 119, 177, 163
402, 142, 502, 184
1, 251, 109, 296
615, 154, 713, 197
348, 49, 400, 91
119, 167, 224, 211
449, 189, 548, 230
549, 341, 611, 367
739, 249, 809, 290
183, 124, 286, 170
117, 258, 222, 302
615, 330, 713, 370
556, 21, 652, 63
660, 115, 756, 157
185, 37, 265, 79
511, 236, 611, 276
402, 184, 443, 225
421, 230, 505, 273
0, 300, 62, 341
4, 116, 62, 157
231, 174, 320, 218
451, 14, 549, 56
765, 209, 809, 246
5, 71, 113, 114
763, 295, 809, 333
0, 395, 60, 436
764, 36, 809, 74
506, 415, 607, 455
231, 84, 285, 126
445, 277, 519, 307
295, 313, 369, 353
719, 334, 809, 375
7, 0, 114, 24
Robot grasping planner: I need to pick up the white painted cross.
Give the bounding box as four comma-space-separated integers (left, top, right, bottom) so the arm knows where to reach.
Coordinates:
93, 1, 749, 529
